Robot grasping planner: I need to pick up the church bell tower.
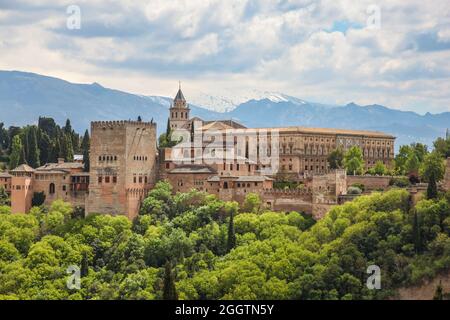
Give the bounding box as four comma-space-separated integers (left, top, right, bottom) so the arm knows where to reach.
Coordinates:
169, 83, 190, 130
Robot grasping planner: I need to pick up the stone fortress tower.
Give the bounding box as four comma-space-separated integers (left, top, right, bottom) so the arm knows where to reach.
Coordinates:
169, 83, 191, 130
86, 120, 157, 219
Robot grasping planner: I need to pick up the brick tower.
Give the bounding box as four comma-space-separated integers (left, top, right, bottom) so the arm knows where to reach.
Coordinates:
169, 83, 190, 130
87, 120, 157, 219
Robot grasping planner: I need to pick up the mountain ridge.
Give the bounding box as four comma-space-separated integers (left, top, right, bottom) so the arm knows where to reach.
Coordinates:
0, 70, 448, 150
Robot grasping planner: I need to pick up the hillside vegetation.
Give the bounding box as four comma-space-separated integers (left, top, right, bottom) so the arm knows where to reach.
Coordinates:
1, 183, 450, 300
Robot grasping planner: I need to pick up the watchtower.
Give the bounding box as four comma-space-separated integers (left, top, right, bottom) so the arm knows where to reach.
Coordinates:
87, 120, 157, 219
169, 83, 190, 130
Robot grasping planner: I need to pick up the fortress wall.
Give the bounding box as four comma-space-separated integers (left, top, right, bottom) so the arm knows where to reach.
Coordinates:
347, 175, 391, 191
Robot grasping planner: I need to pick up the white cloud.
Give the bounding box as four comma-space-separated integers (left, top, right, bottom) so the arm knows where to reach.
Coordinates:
0, 0, 449, 113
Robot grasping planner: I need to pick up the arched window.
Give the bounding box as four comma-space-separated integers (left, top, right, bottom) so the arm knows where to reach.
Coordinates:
49, 183, 55, 194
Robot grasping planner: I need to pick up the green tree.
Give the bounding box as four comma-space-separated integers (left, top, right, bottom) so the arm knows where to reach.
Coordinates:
225, 202, 238, 252
0, 122, 8, 151
434, 137, 450, 158
166, 118, 171, 138
427, 171, 438, 199
420, 151, 445, 183
32, 192, 46, 207
38, 131, 52, 165
243, 193, 261, 214
64, 119, 72, 136
411, 143, 428, 163
372, 161, 387, 176
81, 130, 90, 172
38, 117, 57, 139
412, 211, 422, 253
395, 145, 412, 175
405, 153, 420, 182
61, 133, 74, 162
344, 146, 364, 175
327, 148, 344, 169
27, 126, 40, 168
163, 261, 178, 300
0, 187, 10, 206
9, 135, 23, 169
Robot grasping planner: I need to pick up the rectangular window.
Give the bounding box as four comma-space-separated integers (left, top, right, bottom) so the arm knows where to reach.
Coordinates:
113, 176, 117, 183
139, 177, 142, 183
98, 176, 102, 183
105, 176, 110, 183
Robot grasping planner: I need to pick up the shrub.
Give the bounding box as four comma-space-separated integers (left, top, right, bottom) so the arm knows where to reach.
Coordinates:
347, 186, 362, 195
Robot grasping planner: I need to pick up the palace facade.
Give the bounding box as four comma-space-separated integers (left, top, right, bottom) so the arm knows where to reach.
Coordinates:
6, 86, 426, 220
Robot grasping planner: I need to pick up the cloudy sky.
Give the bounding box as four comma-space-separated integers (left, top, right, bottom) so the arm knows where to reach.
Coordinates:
0, 0, 449, 113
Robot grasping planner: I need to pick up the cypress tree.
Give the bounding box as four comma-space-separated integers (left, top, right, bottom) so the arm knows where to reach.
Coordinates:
166, 118, 171, 138
38, 131, 51, 165
65, 134, 74, 162
60, 132, 74, 162
19, 143, 26, 166
413, 211, 422, 254
427, 171, 438, 199
81, 130, 90, 172
64, 119, 72, 136
227, 210, 236, 252
27, 127, 40, 168
162, 261, 178, 300
81, 252, 89, 277
9, 135, 22, 169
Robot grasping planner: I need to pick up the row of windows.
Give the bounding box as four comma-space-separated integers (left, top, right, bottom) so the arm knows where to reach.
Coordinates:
171, 111, 189, 119
133, 155, 148, 161
99, 155, 117, 162
12, 185, 32, 190
133, 176, 150, 184
236, 182, 259, 188
98, 176, 117, 184
35, 175, 67, 181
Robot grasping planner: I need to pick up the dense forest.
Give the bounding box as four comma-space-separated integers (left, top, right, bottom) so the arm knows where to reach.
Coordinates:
0, 118, 89, 171
0, 181, 449, 300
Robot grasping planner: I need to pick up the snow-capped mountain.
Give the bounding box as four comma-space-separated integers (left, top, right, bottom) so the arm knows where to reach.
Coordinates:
189, 90, 309, 112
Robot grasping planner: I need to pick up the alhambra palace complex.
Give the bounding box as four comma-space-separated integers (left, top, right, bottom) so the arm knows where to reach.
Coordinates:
2, 87, 450, 220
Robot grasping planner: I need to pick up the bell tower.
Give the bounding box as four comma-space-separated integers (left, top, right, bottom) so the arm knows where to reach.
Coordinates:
169, 82, 190, 130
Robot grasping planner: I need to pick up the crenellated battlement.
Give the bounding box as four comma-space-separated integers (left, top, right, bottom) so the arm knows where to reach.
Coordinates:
91, 120, 157, 129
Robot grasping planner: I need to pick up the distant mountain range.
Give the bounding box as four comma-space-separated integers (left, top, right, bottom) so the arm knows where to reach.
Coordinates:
0, 70, 449, 150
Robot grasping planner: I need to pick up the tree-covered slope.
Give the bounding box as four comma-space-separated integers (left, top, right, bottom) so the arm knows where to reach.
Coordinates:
0, 186, 449, 300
